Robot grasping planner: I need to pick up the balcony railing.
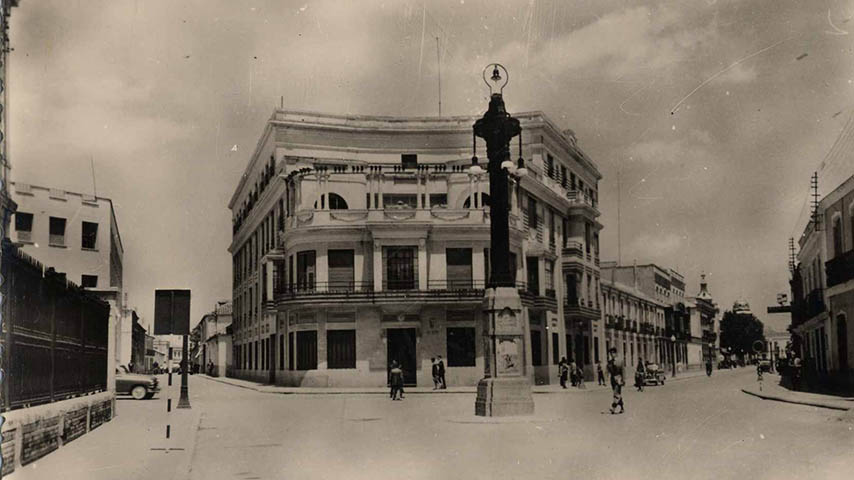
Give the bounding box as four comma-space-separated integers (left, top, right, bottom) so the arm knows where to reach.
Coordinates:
826, 249, 854, 288
802, 288, 826, 320
564, 298, 601, 320
566, 190, 597, 210
562, 240, 584, 258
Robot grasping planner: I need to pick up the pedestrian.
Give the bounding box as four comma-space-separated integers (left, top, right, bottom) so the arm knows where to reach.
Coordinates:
558, 357, 569, 388
597, 362, 606, 386
437, 355, 446, 389
153, 361, 160, 375
569, 357, 577, 387
607, 347, 625, 414
207, 360, 214, 376
635, 358, 645, 392
792, 355, 802, 391
575, 361, 586, 389
389, 360, 404, 400
128, 361, 135, 373
431, 357, 441, 390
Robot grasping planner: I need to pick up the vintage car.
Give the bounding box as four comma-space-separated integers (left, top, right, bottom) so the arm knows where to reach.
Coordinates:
115, 365, 160, 399
643, 363, 666, 385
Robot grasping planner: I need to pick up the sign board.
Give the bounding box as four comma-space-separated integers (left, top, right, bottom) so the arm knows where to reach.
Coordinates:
153, 289, 191, 335
777, 293, 788, 305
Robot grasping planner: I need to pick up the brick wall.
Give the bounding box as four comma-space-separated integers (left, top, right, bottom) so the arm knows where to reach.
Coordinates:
1, 428, 16, 476
21, 416, 61, 465
89, 399, 112, 431
62, 406, 89, 444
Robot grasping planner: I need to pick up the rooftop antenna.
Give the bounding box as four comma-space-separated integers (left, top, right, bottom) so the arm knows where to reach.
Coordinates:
90, 155, 98, 197
436, 36, 442, 117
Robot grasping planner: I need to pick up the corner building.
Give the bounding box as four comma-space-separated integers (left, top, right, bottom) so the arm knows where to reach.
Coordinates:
228, 109, 603, 387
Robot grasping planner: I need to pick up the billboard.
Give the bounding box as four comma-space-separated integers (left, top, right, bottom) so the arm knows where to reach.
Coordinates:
153, 289, 191, 335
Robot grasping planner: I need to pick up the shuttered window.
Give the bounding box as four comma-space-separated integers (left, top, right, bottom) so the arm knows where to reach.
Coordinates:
447, 327, 476, 367
384, 246, 417, 290
297, 251, 316, 291
446, 248, 472, 289
328, 250, 354, 290
327, 330, 356, 369
296, 331, 317, 370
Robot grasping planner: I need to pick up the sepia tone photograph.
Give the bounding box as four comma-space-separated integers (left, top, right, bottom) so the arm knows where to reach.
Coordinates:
1, 1, 853, 479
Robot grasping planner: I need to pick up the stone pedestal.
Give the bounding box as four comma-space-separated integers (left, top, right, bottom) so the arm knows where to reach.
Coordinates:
474, 287, 534, 416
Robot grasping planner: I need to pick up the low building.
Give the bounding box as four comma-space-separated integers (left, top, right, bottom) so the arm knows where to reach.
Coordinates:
131, 311, 146, 372
195, 302, 233, 377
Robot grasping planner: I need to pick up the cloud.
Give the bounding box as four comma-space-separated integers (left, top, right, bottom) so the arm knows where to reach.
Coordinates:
629, 232, 687, 259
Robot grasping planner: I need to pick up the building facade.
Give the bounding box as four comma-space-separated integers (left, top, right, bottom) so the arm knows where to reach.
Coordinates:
600, 263, 695, 372
819, 174, 854, 386
600, 272, 667, 378
689, 275, 719, 367
228, 109, 603, 387
0, 1, 19, 240
194, 302, 232, 377
10, 183, 128, 368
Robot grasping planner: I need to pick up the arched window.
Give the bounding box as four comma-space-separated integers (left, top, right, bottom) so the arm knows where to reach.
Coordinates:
314, 193, 349, 210
463, 193, 491, 208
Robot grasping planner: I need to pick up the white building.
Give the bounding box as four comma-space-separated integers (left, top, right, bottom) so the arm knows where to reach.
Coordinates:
10, 182, 128, 382
229, 109, 603, 387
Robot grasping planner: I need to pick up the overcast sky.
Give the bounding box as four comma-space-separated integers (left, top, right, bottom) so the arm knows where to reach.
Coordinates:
9, 0, 854, 332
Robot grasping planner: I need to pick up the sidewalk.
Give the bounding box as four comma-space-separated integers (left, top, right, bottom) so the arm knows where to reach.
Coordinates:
198, 366, 731, 395
742, 373, 854, 411
9, 400, 202, 480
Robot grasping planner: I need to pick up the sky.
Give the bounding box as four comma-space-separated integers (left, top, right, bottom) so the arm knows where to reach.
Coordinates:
8, 0, 854, 332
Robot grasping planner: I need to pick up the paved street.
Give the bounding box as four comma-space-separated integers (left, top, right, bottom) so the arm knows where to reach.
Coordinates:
186, 370, 852, 480
13, 370, 853, 480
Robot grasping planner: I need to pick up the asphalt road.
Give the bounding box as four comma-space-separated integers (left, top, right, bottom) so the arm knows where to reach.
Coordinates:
184, 369, 854, 480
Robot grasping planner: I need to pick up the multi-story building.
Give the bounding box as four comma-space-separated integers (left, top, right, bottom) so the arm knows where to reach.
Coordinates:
0, 1, 19, 238
600, 263, 693, 372
10, 182, 127, 381
820, 174, 854, 386
689, 274, 719, 367
228, 109, 603, 387
600, 271, 667, 377
131, 311, 146, 372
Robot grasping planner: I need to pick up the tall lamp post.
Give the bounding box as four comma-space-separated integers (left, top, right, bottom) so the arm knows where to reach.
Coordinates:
473, 64, 534, 417
670, 334, 677, 378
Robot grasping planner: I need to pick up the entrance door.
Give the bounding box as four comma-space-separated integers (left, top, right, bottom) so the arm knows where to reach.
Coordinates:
387, 328, 417, 386
839, 315, 849, 371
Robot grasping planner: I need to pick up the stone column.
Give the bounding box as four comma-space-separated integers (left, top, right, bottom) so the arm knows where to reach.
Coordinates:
377, 171, 384, 209
424, 172, 431, 209
418, 239, 428, 290
416, 171, 423, 209
469, 174, 476, 210
373, 242, 383, 292
367, 173, 374, 209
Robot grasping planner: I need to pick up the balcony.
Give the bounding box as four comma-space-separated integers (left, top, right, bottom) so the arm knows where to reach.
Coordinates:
275, 279, 486, 305
286, 207, 490, 232
802, 288, 826, 320
518, 281, 559, 312
563, 297, 601, 320
826, 249, 854, 288
566, 190, 599, 215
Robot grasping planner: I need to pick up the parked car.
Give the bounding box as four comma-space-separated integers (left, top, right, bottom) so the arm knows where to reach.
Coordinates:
643, 363, 666, 385
115, 365, 160, 399
758, 359, 772, 373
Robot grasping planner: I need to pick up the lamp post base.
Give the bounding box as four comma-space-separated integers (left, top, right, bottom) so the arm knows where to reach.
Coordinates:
475, 377, 534, 417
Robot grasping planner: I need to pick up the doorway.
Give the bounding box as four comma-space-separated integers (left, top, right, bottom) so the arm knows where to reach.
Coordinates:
839, 315, 848, 371
387, 328, 417, 386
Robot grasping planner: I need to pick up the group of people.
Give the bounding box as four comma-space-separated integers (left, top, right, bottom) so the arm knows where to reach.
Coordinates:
557, 357, 586, 389
388, 356, 448, 400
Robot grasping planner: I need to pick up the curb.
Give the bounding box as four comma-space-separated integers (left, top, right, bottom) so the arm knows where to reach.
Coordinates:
741, 388, 851, 411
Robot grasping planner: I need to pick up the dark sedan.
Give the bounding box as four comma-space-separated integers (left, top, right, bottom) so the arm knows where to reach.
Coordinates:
115, 365, 160, 399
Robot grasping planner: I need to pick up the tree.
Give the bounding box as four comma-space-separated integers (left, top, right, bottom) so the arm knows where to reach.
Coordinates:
719, 310, 766, 357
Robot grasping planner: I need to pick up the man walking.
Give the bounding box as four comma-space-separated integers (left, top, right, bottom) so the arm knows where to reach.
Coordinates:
597, 362, 606, 386
558, 357, 569, 389
431, 357, 441, 390
437, 355, 447, 389
607, 347, 625, 414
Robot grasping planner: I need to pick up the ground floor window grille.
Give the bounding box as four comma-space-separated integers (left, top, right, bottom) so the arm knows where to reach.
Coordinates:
447, 327, 476, 367
327, 330, 356, 369
296, 331, 318, 370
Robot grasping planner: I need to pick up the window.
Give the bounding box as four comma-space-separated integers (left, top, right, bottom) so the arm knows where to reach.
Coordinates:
429, 194, 447, 208
384, 246, 417, 290
315, 193, 348, 210
594, 339, 600, 363
560, 166, 567, 188
15, 212, 33, 242
832, 216, 843, 257
328, 249, 355, 290
296, 331, 318, 370
526, 256, 539, 294
567, 334, 574, 361
447, 327, 476, 366
546, 154, 554, 178
570, 172, 576, 190
327, 330, 356, 369
527, 197, 538, 229
383, 194, 417, 209
531, 330, 543, 366
544, 260, 554, 296
548, 210, 555, 246
49, 216, 67, 246
552, 332, 560, 365
79, 221, 97, 251
81, 275, 98, 288
463, 193, 490, 209
297, 251, 316, 291
446, 248, 473, 288
254, 340, 259, 370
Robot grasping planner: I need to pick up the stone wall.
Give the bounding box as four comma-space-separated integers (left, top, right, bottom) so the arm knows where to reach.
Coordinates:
0, 392, 114, 475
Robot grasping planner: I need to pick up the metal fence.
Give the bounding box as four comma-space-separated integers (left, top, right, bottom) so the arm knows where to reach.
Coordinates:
1, 241, 110, 411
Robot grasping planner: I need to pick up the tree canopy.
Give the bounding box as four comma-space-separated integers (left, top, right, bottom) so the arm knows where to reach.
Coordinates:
719, 310, 766, 355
